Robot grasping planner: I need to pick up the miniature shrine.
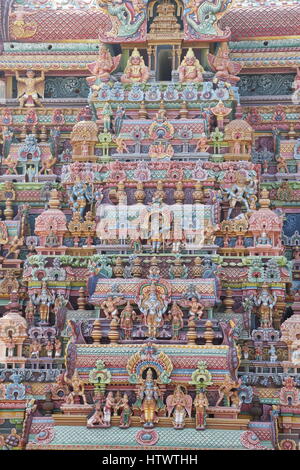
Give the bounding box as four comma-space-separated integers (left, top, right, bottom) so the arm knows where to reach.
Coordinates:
0, 0, 299, 452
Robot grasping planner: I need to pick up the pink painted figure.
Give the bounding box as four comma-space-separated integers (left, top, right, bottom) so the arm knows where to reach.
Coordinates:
86, 43, 121, 86
121, 48, 150, 84
178, 48, 204, 83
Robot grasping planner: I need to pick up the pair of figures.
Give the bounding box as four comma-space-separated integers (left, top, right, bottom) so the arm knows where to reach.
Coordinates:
167, 386, 209, 431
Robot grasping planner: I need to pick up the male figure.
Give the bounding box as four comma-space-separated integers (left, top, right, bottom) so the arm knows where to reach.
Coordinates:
15, 70, 45, 107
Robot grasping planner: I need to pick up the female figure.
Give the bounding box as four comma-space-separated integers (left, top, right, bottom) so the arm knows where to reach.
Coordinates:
118, 393, 132, 428
194, 391, 209, 430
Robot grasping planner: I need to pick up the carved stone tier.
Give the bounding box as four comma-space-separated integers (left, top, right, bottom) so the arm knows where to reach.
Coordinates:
224, 153, 251, 162
60, 404, 93, 416
35, 247, 67, 256
53, 414, 249, 431
207, 406, 241, 420
90, 278, 217, 306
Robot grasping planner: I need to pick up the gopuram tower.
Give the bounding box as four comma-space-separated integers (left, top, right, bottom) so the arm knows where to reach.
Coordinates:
0, 0, 298, 452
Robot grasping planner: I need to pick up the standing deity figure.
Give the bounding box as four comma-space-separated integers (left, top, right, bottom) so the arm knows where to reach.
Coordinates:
148, 209, 165, 253
121, 48, 150, 84
15, 70, 45, 108
168, 302, 184, 340
114, 106, 125, 136
210, 127, 224, 154
215, 375, 242, 408
117, 393, 132, 428
54, 338, 62, 357
166, 385, 193, 429
6, 333, 15, 358
208, 43, 242, 85
269, 345, 277, 363
45, 340, 54, 358
178, 48, 204, 83
254, 285, 277, 329
255, 345, 263, 361
25, 300, 35, 324
31, 281, 55, 324
29, 339, 41, 359
242, 343, 250, 360
65, 370, 87, 405
140, 283, 168, 339
194, 391, 209, 430
103, 391, 115, 427
101, 102, 113, 133
210, 100, 231, 129
86, 43, 121, 87
135, 368, 164, 428
120, 302, 137, 340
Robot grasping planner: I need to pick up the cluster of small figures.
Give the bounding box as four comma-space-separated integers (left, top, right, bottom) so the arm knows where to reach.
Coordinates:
85, 370, 241, 431
87, 392, 132, 429
13, 42, 240, 108
101, 296, 204, 340
87, 43, 241, 87
28, 338, 62, 359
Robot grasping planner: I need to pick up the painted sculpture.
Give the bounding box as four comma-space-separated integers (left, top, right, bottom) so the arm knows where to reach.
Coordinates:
15, 70, 45, 108
121, 48, 150, 83
0, 0, 298, 453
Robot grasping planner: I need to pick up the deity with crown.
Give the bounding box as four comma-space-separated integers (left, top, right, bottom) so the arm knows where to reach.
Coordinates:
121, 48, 150, 83
208, 42, 243, 85
86, 43, 121, 88
135, 368, 164, 428
178, 48, 204, 83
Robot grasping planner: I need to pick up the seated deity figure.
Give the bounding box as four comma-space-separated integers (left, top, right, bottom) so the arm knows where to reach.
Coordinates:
6, 333, 15, 358
256, 231, 272, 246
178, 48, 204, 83
65, 370, 87, 405
15, 69, 45, 108
86, 43, 121, 87
208, 42, 242, 85
121, 48, 150, 84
